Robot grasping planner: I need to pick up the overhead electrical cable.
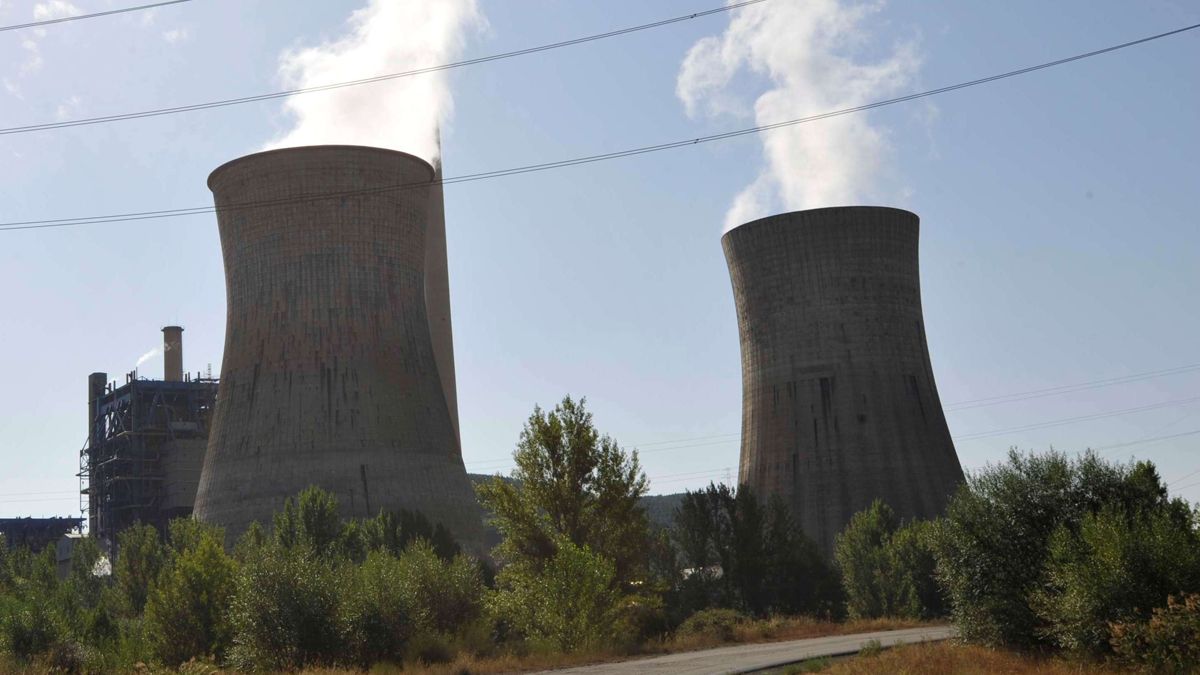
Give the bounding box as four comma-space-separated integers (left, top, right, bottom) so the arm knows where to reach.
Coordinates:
2, 20, 1197, 233
0, 0, 191, 33
0, 0, 767, 135
953, 395, 1200, 441
945, 363, 1200, 410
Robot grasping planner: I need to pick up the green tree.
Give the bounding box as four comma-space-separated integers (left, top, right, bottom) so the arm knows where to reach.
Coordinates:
835, 500, 897, 619
113, 523, 164, 615
144, 527, 237, 666
671, 484, 838, 619
1031, 502, 1200, 654
228, 544, 345, 671
934, 450, 1181, 648
273, 485, 345, 557
476, 395, 650, 586
489, 538, 620, 652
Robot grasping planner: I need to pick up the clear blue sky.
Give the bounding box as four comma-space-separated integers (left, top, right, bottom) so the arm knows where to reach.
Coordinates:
1, 0, 1197, 517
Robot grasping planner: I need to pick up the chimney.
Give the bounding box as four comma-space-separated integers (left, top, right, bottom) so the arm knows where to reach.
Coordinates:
162, 326, 184, 382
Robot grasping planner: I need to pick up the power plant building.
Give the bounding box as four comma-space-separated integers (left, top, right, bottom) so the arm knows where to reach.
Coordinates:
81, 327, 218, 549
193, 145, 482, 549
722, 206, 964, 556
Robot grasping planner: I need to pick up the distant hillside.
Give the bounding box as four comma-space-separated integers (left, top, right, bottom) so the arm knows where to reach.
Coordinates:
467, 473, 685, 532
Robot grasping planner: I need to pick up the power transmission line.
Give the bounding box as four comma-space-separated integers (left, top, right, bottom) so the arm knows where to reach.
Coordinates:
953, 395, 1200, 441
0, 0, 766, 136
0, 0, 190, 33
3, 19, 1197, 233
945, 363, 1200, 410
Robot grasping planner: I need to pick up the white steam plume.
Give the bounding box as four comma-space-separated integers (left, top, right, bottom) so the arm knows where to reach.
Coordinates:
677, 0, 920, 230
265, 0, 484, 164
135, 347, 160, 369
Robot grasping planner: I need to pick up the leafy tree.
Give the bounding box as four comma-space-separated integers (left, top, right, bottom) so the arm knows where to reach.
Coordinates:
395, 540, 484, 634
476, 395, 650, 586
144, 526, 237, 666
228, 545, 345, 671
340, 551, 417, 667
763, 495, 844, 618
273, 486, 344, 557
489, 538, 620, 652
1031, 502, 1200, 653
934, 450, 1181, 648
835, 500, 900, 619
671, 483, 838, 619
114, 523, 164, 615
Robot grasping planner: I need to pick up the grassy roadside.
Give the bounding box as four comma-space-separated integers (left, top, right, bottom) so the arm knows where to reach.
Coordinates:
297, 617, 936, 674
802, 641, 1132, 675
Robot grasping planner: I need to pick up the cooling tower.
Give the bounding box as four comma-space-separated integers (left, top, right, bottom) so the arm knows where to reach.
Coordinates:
194, 145, 481, 549
722, 206, 963, 556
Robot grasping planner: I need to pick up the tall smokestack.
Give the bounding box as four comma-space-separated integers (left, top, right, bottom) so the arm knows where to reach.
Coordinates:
195, 145, 482, 549
426, 154, 460, 445
86, 371, 107, 534
162, 326, 184, 382
722, 206, 964, 556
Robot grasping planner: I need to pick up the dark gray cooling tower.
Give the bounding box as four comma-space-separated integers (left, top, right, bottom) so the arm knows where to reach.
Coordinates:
722, 206, 963, 556
194, 145, 481, 549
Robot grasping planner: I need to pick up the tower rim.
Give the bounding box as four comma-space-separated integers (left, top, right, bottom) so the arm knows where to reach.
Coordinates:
721, 205, 918, 240
206, 144, 435, 190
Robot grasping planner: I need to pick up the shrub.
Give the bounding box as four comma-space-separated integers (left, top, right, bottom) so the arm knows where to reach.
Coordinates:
1032, 504, 1200, 654
933, 450, 1177, 648
227, 546, 345, 670
340, 550, 417, 667
396, 541, 484, 634
835, 501, 942, 620
144, 530, 238, 666
489, 538, 620, 652
273, 486, 345, 557
114, 523, 165, 615
0, 593, 61, 661
675, 608, 749, 643
1110, 593, 1200, 672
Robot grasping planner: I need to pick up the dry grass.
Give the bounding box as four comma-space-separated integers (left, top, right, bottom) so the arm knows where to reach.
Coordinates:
818, 642, 1133, 675
297, 617, 936, 674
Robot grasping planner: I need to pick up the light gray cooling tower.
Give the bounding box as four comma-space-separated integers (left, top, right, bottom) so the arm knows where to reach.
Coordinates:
722, 206, 964, 556
194, 145, 481, 549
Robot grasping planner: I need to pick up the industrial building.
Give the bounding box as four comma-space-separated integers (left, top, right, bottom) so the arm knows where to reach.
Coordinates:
193, 145, 483, 550
81, 326, 218, 550
0, 517, 83, 551
722, 206, 964, 556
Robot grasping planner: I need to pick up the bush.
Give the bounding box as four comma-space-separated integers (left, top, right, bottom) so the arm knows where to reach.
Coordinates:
489, 538, 620, 652
1110, 593, 1200, 672
396, 541, 484, 635
227, 546, 345, 670
0, 593, 61, 661
1032, 504, 1200, 654
144, 529, 238, 666
114, 523, 165, 616
675, 608, 749, 642
933, 450, 1178, 648
835, 501, 943, 620
340, 550, 417, 667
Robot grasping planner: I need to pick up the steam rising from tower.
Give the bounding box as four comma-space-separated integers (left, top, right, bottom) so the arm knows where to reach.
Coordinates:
723, 206, 963, 556
194, 146, 481, 547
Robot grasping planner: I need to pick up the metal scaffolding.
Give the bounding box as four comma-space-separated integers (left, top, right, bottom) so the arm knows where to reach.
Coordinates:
79, 371, 218, 551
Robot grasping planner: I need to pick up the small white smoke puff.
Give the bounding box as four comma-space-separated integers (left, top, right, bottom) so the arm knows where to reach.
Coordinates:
135, 347, 160, 369
266, 0, 484, 164
677, 0, 919, 231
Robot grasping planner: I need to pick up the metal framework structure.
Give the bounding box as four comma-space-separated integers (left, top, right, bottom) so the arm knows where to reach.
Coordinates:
79, 372, 218, 550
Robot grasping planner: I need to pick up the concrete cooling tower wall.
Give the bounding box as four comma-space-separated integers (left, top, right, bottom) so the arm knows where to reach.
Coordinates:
722, 206, 964, 557
194, 145, 481, 550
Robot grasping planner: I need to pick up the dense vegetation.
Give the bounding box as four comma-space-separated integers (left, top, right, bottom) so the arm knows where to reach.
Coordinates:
2, 397, 1198, 673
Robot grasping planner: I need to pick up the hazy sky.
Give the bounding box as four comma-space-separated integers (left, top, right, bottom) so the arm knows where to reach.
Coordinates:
1, 0, 1198, 518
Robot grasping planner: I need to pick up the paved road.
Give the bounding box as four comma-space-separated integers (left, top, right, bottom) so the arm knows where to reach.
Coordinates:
539, 625, 956, 675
